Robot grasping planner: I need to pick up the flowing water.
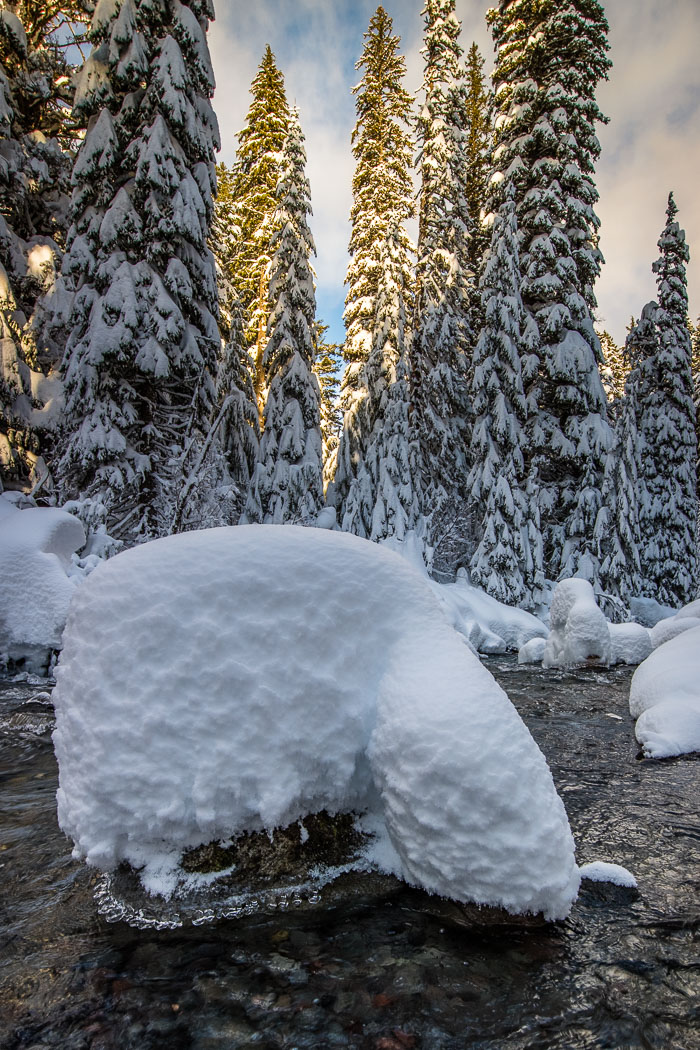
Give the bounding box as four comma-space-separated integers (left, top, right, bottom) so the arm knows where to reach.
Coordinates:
1, 661, 698, 1050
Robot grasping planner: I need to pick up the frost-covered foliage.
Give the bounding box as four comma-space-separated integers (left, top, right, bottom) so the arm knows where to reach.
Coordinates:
486, 0, 613, 588
230, 45, 289, 420
468, 185, 543, 609
598, 329, 629, 414
629, 195, 697, 606
52, 0, 222, 543
334, 7, 414, 521
210, 160, 238, 336
412, 0, 472, 542
463, 42, 491, 283
630, 624, 700, 759
53, 524, 580, 919
313, 324, 342, 492
542, 578, 611, 669
340, 227, 421, 543
0, 1, 88, 490
244, 109, 324, 525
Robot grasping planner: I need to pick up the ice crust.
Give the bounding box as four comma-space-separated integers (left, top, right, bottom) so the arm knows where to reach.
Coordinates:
53, 525, 580, 919
542, 579, 611, 668
629, 624, 700, 758
0, 506, 85, 665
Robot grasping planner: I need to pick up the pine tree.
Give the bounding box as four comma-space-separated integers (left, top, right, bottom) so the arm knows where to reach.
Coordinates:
487, 0, 613, 587
0, 1, 88, 490
467, 185, 542, 607
412, 0, 472, 550
333, 6, 414, 523
210, 160, 238, 336
243, 109, 323, 525
341, 225, 421, 542
230, 45, 289, 424
313, 322, 342, 492
633, 195, 697, 605
597, 328, 629, 414
54, 0, 221, 542
463, 41, 490, 281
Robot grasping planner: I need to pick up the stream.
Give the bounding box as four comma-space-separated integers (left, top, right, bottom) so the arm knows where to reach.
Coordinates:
0, 659, 698, 1049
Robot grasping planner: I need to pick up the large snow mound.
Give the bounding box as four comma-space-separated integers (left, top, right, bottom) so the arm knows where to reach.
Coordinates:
0, 506, 85, 667
53, 525, 579, 919
542, 579, 611, 669
432, 572, 547, 654
629, 625, 700, 758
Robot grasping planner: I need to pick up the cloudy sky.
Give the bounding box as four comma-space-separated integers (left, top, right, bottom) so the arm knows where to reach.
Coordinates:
209, 0, 699, 348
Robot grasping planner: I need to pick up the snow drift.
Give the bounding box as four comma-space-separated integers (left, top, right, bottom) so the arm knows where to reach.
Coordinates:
53, 525, 580, 919
629, 624, 700, 758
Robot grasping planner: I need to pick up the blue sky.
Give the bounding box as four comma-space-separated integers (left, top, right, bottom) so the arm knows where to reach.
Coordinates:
209, 0, 700, 348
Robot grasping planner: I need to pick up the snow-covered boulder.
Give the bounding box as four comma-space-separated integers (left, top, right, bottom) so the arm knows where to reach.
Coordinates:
649, 615, 700, 651
432, 572, 547, 654
629, 624, 700, 758
53, 525, 580, 919
542, 579, 611, 669
518, 637, 546, 665
608, 622, 653, 666
628, 596, 677, 628
0, 506, 85, 673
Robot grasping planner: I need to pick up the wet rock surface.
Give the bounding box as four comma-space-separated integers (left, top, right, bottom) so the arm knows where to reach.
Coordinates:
1, 661, 699, 1049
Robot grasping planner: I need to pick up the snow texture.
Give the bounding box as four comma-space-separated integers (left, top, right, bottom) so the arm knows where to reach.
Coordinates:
0, 506, 85, 668
53, 525, 579, 919
578, 861, 637, 888
542, 579, 611, 669
431, 571, 547, 654
518, 637, 546, 665
629, 596, 677, 628
608, 622, 652, 666
629, 625, 700, 758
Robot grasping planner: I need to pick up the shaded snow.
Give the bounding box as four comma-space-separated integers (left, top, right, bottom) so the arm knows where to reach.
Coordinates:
542, 579, 610, 669
53, 525, 579, 919
608, 622, 652, 666
629, 624, 700, 758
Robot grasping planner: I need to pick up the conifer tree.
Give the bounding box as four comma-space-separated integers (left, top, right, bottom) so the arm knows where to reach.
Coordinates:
464, 41, 490, 281
210, 160, 238, 336
333, 6, 414, 522
230, 45, 289, 424
54, 0, 221, 542
412, 0, 472, 548
633, 195, 697, 605
243, 109, 323, 525
313, 322, 342, 491
487, 0, 613, 586
0, 1, 88, 490
467, 186, 542, 607
341, 225, 421, 542
598, 328, 629, 414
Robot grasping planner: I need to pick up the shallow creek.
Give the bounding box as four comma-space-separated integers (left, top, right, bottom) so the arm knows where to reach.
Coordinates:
0, 660, 698, 1049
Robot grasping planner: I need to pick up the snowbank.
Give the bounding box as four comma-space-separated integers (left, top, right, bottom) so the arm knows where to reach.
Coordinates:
431, 571, 547, 654
0, 505, 85, 672
649, 615, 700, 650
629, 625, 700, 758
608, 622, 652, 666
53, 525, 580, 919
629, 596, 677, 628
542, 579, 611, 669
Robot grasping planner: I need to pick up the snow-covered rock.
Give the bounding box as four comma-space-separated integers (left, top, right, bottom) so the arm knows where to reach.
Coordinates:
579, 861, 637, 888
542, 579, 611, 669
53, 525, 580, 919
0, 506, 85, 672
518, 637, 546, 665
608, 622, 652, 666
629, 624, 700, 758
649, 615, 700, 650
432, 571, 547, 654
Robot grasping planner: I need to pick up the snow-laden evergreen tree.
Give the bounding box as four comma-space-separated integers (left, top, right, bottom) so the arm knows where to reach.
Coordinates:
464, 41, 491, 282
230, 45, 289, 424
467, 185, 543, 608
341, 225, 421, 542
243, 109, 323, 525
210, 160, 238, 336
333, 6, 414, 520
598, 328, 629, 416
313, 322, 342, 492
53, 0, 222, 542
0, 1, 88, 490
632, 194, 697, 605
412, 0, 472, 551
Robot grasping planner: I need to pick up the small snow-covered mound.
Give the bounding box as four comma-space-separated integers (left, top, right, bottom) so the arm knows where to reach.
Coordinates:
432, 572, 547, 654
649, 615, 700, 651
608, 622, 652, 666
629, 625, 700, 758
542, 579, 610, 669
0, 506, 85, 671
53, 525, 579, 919
579, 861, 637, 888
518, 637, 547, 665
